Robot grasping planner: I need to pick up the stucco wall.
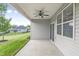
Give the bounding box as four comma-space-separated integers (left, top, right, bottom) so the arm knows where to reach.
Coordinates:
31, 19, 50, 40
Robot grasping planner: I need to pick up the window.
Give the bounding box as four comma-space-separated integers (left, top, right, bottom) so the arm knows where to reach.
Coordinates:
63, 21, 73, 38
57, 13, 62, 35
57, 13, 62, 24
63, 4, 73, 38
57, 4, 74, 38
57, 25, 62, 35
63, 4, 73, 22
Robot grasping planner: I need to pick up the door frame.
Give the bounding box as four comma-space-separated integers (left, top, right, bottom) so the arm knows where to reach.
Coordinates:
50, 22, 55, 42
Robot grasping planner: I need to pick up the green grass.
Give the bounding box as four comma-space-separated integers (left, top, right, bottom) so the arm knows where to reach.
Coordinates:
5, 32, 26, 36
0, 33, 30, 56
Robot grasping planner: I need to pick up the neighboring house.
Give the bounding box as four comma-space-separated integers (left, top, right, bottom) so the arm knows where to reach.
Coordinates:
11, 3, 79, 56
9, 25, 27, 33
16, 25, 27, 32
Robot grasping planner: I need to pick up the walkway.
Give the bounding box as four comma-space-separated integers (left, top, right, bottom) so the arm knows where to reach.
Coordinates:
16, 39, 63, 56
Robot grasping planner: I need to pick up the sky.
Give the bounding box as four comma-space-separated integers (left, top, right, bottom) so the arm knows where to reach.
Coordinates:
5, 4, 31, 26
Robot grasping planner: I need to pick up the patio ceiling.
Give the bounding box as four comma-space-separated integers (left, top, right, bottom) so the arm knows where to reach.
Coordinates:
11, 3, 63, 20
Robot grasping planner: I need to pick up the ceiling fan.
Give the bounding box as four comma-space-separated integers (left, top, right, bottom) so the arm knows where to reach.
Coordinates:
33, 8, 49, 18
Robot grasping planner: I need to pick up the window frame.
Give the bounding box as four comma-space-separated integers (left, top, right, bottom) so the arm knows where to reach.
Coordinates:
56, 3, 75, 40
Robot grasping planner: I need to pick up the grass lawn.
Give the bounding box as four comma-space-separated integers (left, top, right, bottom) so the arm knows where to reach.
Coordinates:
0, 32, 30, 56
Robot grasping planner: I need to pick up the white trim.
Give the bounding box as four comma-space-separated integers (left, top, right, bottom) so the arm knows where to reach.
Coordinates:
57, 23, 62, 25
73, 3, 76, 40
63, 35, 73, 40
62, 8, 63, 37
63, 20, 73, 24
56, 15, 57, 41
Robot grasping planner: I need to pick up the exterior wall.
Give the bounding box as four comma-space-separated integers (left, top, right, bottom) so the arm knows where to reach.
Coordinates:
50, 3, 79, 56
31, 19, 50, 40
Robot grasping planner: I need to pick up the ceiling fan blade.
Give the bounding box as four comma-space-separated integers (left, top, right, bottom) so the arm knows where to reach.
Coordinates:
44, 14, 49, 16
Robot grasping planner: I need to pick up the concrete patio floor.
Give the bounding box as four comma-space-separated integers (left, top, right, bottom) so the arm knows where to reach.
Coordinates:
16, 39, 63, 56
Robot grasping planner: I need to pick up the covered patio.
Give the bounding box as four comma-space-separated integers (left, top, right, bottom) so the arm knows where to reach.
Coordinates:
16, 39, 63, 56
11, 3, 64, 56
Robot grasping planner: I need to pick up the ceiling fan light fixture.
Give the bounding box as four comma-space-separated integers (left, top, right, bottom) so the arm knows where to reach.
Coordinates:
34, 8, 49, 18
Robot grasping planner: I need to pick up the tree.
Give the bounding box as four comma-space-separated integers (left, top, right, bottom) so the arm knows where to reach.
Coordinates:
0, 16, 11, 40
0, 4, 11, 41
26, 25, 31, 32
0, 4, 7, 17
